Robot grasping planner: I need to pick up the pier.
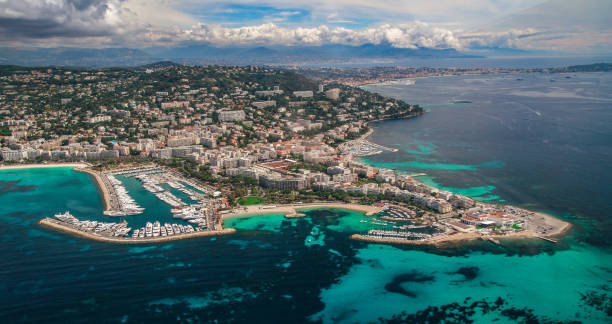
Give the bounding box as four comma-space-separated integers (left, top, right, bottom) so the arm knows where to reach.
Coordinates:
113, 167, 164, 178
536, 236, 558, 244
340, 139, 397, 157
408, 173, 428, 177
39, 218, 236, 244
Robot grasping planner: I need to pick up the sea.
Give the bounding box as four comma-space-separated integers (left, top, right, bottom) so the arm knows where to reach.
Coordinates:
1, 71, 611, 323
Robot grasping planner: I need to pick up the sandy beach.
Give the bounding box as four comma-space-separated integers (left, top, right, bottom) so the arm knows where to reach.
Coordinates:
0, 162, 89, 170
532, 211, 572, 237
222, 202, 385, 220
39, 218, 236, 244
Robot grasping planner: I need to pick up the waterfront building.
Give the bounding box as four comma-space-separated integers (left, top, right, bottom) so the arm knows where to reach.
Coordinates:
0, 149, 27, 161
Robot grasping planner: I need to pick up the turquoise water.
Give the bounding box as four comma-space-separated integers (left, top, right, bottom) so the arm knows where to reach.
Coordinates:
0, 167, 108, 224
0, 168, 611, 322
416, 175, 500, 202
225, 213, 296, 232
313, 243, 612, 323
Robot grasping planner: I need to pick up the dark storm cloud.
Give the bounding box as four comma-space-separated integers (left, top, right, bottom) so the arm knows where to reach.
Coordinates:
0, 17, 113, 38
0, 0, 121, 39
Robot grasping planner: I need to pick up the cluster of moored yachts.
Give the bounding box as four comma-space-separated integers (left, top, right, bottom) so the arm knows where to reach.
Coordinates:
105, 174, 144, 216
164, 178, 203, 200
53, 212, 203, 239
55, 212, 132, 237
383, 208, 415, 220
135, 174, 201, 207
132, 221, 199, 238
364, 229, 436, 241
171, 204, 209, 227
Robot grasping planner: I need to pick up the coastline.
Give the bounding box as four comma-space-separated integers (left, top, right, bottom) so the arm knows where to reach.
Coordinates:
350, 205, 572, 247
366, 111, 426, 125
222, 202, 385, 219
358, 127, 374, 141
0, 162, 89, 170
347, 115, 574, 246
39, 218, 236, 244
351, 221, 572, 246
4, 147, 573, 248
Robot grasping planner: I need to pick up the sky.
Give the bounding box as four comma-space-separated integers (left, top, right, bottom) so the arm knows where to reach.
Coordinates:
0, 0, 610, 53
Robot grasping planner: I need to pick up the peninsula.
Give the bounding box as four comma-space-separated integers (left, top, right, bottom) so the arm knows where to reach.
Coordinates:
0, 64, 570, 246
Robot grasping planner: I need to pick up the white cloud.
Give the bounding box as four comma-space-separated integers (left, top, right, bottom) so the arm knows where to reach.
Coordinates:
460, 28, 539, 49
0, 0, 123, 38
0, 0, 609, 52
164, 22, 462, 49
0, 0, 193, 43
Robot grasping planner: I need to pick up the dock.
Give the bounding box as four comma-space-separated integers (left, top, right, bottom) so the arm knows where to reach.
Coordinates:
409, 173, 427, 177
536, 236, 558, 244
39, 218, 236, 244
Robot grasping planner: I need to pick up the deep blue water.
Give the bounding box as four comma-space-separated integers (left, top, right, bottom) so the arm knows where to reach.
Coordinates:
300, 55, 612, 68
1, 72, 611, 323
364, 72, 612, 246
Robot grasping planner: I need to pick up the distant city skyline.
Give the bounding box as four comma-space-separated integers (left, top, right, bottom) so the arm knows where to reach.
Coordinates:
0, 0, 611, 54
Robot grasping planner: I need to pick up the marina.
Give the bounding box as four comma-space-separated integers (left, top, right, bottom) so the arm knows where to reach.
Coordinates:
361, 229, 437, 241
131, 221, 199, 238
340, 139, 398, 157
378, 205, 416, 221
103, 174, 144, 216
34, 166, 229, 244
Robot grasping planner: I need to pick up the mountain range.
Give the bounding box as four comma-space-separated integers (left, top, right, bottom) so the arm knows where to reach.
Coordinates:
0, 44, 479, 68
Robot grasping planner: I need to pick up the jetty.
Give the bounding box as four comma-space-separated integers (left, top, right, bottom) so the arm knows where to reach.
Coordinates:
39, 218, 235, 244
536, 236, 558, 244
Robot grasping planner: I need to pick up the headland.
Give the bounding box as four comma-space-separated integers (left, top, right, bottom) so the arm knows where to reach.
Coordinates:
351, 212, 571, 247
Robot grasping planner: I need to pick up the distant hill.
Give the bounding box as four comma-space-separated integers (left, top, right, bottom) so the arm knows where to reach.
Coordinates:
0, 47, 158, 68
145, 43, 480, 65
564, 63, 612, 72
0, 44, 481, 68
133, 61, 183, 71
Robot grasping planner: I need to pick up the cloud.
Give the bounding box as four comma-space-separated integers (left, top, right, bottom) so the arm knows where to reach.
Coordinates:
0, 0, 194, 46
459, 29, 540, 49
0, 0, 609, 53
179, 0, 544, 27
167, 22, 462, 49
0, 0, 123, 39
